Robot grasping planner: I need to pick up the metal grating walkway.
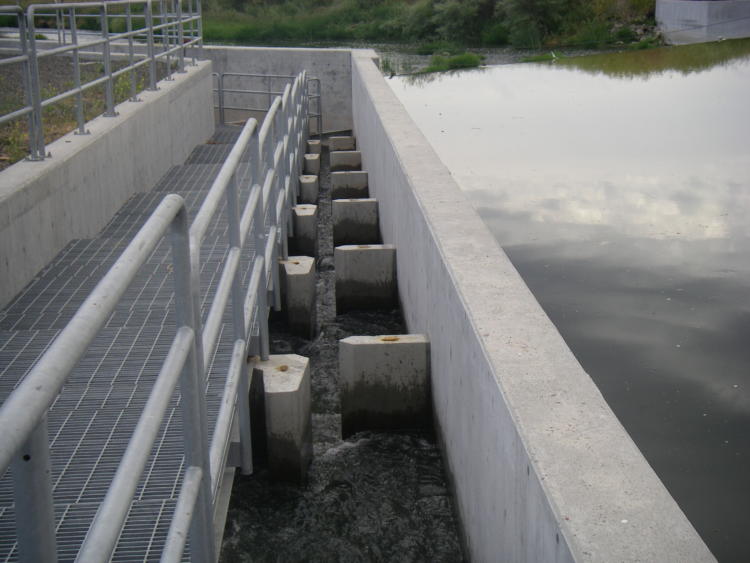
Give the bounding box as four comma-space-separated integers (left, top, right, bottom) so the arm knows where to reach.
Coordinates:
0, 125, 252, 562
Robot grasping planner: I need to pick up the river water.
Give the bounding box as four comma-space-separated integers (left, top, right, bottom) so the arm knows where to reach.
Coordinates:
388, 40, 750, 562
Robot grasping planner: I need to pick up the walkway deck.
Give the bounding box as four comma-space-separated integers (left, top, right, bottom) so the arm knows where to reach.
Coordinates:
0, 126, 248, 561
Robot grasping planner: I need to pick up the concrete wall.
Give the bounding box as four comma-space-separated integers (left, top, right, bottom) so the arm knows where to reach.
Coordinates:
203, 46, 352, 134
351, 50, 715, 562
0, 60, 214, 309
657, 0, 750, 44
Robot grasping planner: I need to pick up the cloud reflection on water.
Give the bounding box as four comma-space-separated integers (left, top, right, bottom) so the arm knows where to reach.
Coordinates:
390, 49, 750, 562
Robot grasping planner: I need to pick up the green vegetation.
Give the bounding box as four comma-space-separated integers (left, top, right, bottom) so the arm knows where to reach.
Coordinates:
202, 0, 658, 49
422, 52, 483, 72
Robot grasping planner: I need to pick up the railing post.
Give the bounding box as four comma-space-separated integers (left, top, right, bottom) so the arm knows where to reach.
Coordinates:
26, 8, 46, 161
161, 0, 173, 81
11, 420, 57, 563
126, 4, 139, 102
226, 173, 253, 475
196, 0, 203, 59
100, 5, 117, 117
176, 0, 185, 72
69, 8, 87, 134
218, 74, 226, 125
146, 0, 158, 90
18, 9, 36, 158
171, 205, 215, 563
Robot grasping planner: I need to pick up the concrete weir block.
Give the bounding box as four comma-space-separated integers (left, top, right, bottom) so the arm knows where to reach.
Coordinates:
251, 355, 312, 482
339, 334, 431, 438
306, 139, 321, 154
333, 198, 380, 245
303, 153, 320, 175
299, 174, 319, 204
290, 204, 318, 257
331, 171, 368, 199
330, 135, 356, 151
280, 256, 316, 338
335, 244, 396, 313
330, 150, 362, 172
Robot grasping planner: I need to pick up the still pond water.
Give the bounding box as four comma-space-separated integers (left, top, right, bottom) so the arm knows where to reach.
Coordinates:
389, 40, 750, 562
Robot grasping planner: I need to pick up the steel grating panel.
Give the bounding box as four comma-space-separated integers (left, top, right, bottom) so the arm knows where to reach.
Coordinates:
211, 125, 242, 145
0, 136, 265, 561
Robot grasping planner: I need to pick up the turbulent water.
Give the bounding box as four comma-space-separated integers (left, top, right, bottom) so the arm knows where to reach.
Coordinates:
220, 143, 464, 562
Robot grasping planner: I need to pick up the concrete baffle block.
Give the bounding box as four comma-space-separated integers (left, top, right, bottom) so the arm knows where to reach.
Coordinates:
330, 135, 356, 151
339, 334, 431, 438
331, 171, 369, 199
306, 139, 321, 154
333, 198, 380, 245
330, 150, 361, 172
251, 354, 312, 482
290, 204, 318, 257
303, 153, 320, 175
335, 244, 396, 313
280, 256, 316, 338
299, 174, 319, 204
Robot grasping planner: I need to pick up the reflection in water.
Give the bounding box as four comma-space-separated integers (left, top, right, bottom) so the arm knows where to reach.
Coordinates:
390, 46, 750, 562
557, 37, 750, 78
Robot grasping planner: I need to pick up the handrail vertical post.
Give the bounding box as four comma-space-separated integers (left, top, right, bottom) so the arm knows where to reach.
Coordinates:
101, 5, 116, 117
171, 206, 215, 563
18, 9, 36, 157
146, 0, 157, 90
254, 195, 270, 361
218, 74, 225, 125
161, 0, 173, 81
196, 0, 203, 58
26, 8, 45, 160
176, 0, 185, 72
69, 8, 87, 134
11, 420, 57, 563
126, 4, 139, 102
226, 172, 253, 475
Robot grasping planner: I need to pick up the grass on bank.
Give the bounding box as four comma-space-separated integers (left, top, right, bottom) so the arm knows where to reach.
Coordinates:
422, 52, 483, 72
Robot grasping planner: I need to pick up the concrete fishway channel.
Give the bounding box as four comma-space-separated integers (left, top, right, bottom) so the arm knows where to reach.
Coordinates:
0, 126, 464, 561
221, 136, 464, 561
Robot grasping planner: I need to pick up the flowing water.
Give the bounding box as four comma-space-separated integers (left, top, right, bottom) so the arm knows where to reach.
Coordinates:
389, 39, 750, 562
220, 144, 464, 562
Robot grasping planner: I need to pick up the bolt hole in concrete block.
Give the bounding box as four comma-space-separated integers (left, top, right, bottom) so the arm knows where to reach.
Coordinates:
330, 150, 362, 172
331, 171, 369, 199
290, 204, 318, 257
298, 174, 319, 204
334, 244, 396, 313
306, 139, 321, 154
279, 256, 317, 339
339, 334, 431, 438
303, 153, 320, 175
332, 198, 380, 246
329, 135, 356, 151
249, 354, 313, 483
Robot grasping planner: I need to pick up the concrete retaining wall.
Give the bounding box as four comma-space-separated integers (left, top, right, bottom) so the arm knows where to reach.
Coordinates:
351, 50, 715, 562
0, 60, 214, 309
203, 46, 352, 134
657, 0, 750, 44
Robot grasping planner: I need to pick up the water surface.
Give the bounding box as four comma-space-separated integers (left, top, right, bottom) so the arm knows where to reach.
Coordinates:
389, 41, 750, 562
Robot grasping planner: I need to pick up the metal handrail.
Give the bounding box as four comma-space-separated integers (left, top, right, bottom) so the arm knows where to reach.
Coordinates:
0, 71, 311, 561
0, 0, 203, 162
213, 72, 322, 137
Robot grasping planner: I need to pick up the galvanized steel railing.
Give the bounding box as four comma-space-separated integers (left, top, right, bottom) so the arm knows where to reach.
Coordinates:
214, 72, 322, 137
0, 0, 202, 162
0, 70, 309, 562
